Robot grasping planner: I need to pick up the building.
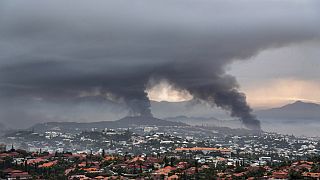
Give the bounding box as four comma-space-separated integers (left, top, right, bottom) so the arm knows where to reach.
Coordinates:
0, 144, 6, 152
175, 147, 232, 156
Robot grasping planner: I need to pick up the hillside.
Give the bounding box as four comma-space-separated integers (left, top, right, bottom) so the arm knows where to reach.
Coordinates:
30, 116, 188, 133
256, 101, 320, 120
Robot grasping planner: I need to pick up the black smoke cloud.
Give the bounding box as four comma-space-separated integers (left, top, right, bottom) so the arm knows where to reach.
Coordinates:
0, 0, 319, 129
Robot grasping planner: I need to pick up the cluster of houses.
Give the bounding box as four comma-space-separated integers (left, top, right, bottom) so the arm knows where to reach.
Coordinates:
1, 126, 320, 179
1, 144, 320, 179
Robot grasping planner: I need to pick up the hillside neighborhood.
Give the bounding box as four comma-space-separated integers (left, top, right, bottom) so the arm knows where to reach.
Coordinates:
1, 124, 320, 179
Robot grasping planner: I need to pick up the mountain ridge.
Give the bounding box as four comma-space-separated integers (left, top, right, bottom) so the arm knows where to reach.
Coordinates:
256, 101, 320, 120
29, 116, 188, 133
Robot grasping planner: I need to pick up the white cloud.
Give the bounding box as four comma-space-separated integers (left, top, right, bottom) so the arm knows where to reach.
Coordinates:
147, 80, 192, 102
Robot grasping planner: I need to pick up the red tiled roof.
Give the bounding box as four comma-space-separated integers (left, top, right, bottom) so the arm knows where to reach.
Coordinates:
272, 171, 288, 179
303, 172, 320, 178
38, 160, 58, 168
27, 158, 46, 164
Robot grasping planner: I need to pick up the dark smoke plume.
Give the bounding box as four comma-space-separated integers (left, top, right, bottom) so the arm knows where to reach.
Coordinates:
0, 0, 319, 129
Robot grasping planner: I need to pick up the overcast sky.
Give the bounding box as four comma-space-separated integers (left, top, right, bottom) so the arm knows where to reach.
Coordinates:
0, 0, 319, 128
228, 41, 320, 108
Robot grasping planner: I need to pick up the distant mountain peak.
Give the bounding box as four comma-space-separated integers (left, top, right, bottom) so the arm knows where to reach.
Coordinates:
281, 100, 319, 109
256, 100, 320, 120
292, 100, 315, 105
293, 100, 303, 104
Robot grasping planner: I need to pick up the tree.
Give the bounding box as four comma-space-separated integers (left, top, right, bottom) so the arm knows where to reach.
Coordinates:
288, 170, 302, 179
170, 157, 175, 166
101, 149, 105, 158
163, 156, 169, 166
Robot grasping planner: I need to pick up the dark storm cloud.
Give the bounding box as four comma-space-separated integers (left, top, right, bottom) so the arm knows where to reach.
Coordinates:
0, 0, 319, 129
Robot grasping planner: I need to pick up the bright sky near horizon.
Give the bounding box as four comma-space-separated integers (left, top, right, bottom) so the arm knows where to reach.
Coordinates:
148, 41, 320, 108
230, 41, 320, 108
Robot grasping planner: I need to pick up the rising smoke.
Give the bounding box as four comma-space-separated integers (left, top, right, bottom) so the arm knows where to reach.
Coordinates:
0, 0, 319, 129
